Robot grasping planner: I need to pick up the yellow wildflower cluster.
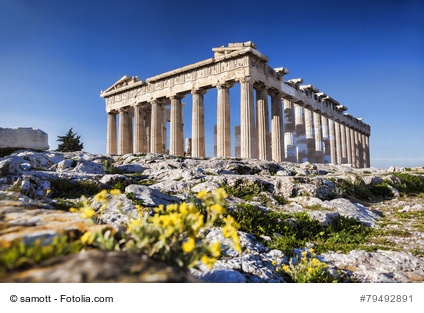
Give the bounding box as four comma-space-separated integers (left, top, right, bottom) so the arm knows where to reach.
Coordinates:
275, 248, 338, 283
80, 188, 241, 270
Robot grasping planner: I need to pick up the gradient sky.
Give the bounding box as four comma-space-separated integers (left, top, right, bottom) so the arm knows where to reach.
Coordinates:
0, 0, 423, 169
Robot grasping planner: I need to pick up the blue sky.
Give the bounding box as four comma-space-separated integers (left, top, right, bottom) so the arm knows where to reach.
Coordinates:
0, 0, 423, 168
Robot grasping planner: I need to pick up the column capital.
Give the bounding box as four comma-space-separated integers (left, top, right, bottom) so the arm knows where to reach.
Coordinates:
191, 88, 208, 95
216, 82, 234, 90
118, 106, 131, 113
238, 76, 253, 84
170, 94, 185, 101
253, 81, 268, 91
107, 110, 118, 115
267, 89, 282, 97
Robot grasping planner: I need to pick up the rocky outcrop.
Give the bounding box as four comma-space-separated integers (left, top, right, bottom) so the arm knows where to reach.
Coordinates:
1, 149, 423, 283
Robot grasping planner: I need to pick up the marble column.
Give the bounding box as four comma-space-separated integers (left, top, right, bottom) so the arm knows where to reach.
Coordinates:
240, 77, 256, 159
170, 95, 184, 156
255, 84, 270, 161
362, 133, 367, 168
294, 104, 307, 163
235, 126, 241, 158
321, 115, 331, 163
145, 109, 151, 153
340, 124, 347, 164
118, 108, 132, 155
162, 107, 168, 154
365, 135, 370, 168
283, 99, 296, 162
313, 111, 323, 163
358, 132, 364, 168
270, 91, 284, 163
150, 100, 163, 154
133, 105, 145, 153
107, 111, 117, 155
345, 125, 352, 165
354, 130, 360, 168
328, 118, 336, 164
334, 121, 342, 164
350, 127, 356, 168
217, 84, 232, 157
191, 89, 206, 158
304, 107, 315, 163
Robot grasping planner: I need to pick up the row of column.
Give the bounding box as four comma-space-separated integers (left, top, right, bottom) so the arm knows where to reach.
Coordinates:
283, 99, 370, 167
106, 77, 370, 168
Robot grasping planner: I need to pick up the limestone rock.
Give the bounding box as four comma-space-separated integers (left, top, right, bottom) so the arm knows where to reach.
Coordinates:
124, 184, 180, 207
0, 127, 49, 150
325, 198, 381, 227
72, 159, 104, 175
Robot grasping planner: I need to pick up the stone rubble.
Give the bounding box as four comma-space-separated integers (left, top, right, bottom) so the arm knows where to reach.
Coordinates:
1, 149, 424, 283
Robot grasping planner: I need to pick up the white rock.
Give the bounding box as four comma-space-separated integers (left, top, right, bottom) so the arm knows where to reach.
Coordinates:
0, 127, 49, 150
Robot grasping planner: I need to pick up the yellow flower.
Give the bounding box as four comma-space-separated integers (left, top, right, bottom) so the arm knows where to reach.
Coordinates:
196, 190, 208, 199
128, 219, 142, 232
110, 189, 121, 196
94, 189, 108, 202
182, 237, 195, 253
272, 260, 277, 266
301, 251, 308, 256
201, 255, 216, 269
179, 202, 188, 214
210, 204, 226, 215
213, 188, 227, 200
46, 189, 51, 195
210, 242, 221, 258
99, 203, 107, 212
282, 266, 290, 272
79, 207, 95, 218
80, 231, 93, 244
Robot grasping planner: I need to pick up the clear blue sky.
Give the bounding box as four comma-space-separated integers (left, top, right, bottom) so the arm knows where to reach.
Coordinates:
0, 0, 423, 168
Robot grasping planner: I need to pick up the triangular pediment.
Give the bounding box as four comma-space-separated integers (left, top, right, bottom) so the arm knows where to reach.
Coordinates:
104, 75, 136, 93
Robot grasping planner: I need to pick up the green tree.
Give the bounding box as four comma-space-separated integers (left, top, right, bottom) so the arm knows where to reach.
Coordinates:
57, 128, 84, 152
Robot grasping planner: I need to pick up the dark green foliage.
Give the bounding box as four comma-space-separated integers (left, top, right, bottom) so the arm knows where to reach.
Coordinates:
103, 160, 123, 174
272, 194, 290, 205
56, 128, 84, 152
50, 178, 100, 199
390, 173, 424, 195
221, 179, 269, 201
0, 147, 25, 158
369, 183, 393, 198
337, 178, 372, 200
110, 180, 131, 192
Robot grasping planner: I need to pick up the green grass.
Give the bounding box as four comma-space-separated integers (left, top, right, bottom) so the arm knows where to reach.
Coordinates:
389, 173, 424, 195
228, 203, 375, 256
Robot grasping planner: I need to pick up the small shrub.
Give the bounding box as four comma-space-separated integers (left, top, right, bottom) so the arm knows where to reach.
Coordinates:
103, 160, 123, 174
369, 183, 393, 198
79, 188, 240, 271
275, 250, 342, 283
221, 179, 269, 201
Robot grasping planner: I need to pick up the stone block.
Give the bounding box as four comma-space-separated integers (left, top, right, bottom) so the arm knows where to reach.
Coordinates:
0, 127, 49, 150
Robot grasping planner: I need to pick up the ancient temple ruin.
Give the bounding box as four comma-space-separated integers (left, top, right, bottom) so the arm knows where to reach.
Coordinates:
100, 42, 371, 168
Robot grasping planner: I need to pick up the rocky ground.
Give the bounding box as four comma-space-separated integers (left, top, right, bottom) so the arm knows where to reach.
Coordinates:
1, 149, 423, 283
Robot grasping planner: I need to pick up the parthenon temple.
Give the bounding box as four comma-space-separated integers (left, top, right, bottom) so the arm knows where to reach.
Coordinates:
100, 42, 371, 168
